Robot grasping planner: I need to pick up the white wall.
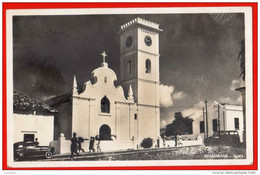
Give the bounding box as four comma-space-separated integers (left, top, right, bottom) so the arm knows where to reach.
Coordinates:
191, 104, 243, 141
13, 113, 54, 146
225, 106, 244, 142
72, 63, 137, 142
51, 138, 134, 154
137, 105, 160, 143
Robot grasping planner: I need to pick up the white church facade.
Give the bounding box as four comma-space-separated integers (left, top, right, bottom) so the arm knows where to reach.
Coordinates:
71, 59, 137, 143
48, 18, 162, 153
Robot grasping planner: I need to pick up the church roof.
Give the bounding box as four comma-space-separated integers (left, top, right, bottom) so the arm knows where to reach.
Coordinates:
13, 90, 58, 115
91, 62, 118, 81
71, 51, 134, 103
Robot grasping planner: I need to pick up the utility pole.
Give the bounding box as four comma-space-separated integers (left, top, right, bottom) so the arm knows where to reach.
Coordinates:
204, 99, 208, 138
203, 107, 206, 138
217, 104, 220, 132
223, 111, 225, 131
214, 101, 223, 132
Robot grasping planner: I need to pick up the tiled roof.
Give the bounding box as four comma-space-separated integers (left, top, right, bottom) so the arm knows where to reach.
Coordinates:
13, 90, 58, 115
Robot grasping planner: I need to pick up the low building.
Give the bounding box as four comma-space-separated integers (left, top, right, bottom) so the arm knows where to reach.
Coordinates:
191, 104, 243, 142
13, 90, 57, 146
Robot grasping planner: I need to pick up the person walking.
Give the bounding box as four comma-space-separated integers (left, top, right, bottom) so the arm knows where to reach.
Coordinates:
70, 132, 79, 159
96, 139, 101, 152
78, 137, 85, 153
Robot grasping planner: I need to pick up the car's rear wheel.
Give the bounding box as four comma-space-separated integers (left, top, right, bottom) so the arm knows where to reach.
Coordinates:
45, 151, 53, 159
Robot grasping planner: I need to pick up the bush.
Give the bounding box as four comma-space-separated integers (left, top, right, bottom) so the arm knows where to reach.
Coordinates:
141, 137, 153, 148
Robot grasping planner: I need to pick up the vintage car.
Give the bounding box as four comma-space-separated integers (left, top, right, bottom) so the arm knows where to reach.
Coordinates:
204, 130, 241, 147
13, 141, 55, 161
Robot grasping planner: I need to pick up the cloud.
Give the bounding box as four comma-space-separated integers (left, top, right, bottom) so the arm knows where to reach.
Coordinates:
160, 84, 187, 107
218, 97, 232, 103
182, 100, 216, 120
182, 101, 204, 120
218, 96, 242, 105
160, 120, 167, 128
160, 84, 175, 107
173, 91, 187, 100
230, 79, 244, 91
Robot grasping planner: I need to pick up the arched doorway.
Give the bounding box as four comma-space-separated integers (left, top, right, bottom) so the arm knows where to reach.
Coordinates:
99, 124, 111, 140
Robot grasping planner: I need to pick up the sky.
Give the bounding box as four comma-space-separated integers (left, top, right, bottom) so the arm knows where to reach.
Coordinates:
13, 13, 245, 127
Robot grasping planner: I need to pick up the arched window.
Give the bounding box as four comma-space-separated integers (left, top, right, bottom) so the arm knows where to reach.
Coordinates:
101, 96, 110, 113
145, 59, 151, 73
104, 76, 107, 83
127, 60, 132, 74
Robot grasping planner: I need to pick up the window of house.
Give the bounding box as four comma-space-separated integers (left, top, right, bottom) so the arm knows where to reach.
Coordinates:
127, 61, 131, 74
212, 119, 218, 132
101, 96, 110, 113
104, 76, 107, 83
134, 114, 137, 120
185, 120, 193, 134
200, 121, 205, 133
145, 59, 151, 73
234, 118, 239, 130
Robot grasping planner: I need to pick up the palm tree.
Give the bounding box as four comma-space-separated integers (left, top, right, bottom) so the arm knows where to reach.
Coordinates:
238, 39, 245, 81
236, 39, 246, 147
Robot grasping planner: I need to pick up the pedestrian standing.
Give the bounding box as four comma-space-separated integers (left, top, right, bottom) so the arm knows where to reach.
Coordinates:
163, 134, 166, 147
96, 139, 101, 152
70, 132, 79, 159
92, 137, 96, 152
89, 137, 94, 153
35, 138, 39, 146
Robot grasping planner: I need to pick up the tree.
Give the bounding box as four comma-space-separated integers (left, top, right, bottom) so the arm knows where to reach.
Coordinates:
237, 39, 245, 81
237, 39, 246, 147
141, 137, 153, 148
164, 112, 193, 146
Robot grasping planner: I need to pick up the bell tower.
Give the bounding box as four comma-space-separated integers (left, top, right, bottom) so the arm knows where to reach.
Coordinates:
118, 18, 162, 142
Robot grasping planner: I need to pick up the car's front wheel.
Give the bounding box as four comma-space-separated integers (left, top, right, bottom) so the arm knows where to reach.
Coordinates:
45, 151, 53, 159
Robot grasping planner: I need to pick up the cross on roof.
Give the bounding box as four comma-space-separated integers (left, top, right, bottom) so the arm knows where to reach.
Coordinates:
101, 51, 107, 63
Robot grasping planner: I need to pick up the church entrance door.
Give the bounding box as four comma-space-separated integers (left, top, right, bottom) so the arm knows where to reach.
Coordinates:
99, 124, 111, 140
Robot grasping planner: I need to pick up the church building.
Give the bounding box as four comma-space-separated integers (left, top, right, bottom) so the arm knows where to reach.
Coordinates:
48, 18, 162, 150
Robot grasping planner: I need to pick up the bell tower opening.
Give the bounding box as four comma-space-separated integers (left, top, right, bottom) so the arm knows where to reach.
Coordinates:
145, 59, 151, 73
